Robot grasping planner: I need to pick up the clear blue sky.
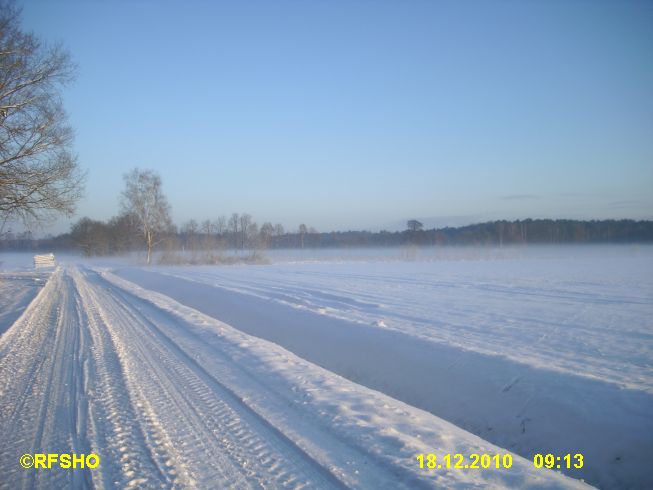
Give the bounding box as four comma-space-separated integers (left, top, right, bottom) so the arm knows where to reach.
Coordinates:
17, 0, 653, 233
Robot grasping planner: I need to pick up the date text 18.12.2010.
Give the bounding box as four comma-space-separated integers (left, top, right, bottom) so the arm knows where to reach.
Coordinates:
416, 453, 513, 470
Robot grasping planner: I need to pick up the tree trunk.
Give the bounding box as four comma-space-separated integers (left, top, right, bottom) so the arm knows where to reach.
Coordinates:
146, 229, 153, 265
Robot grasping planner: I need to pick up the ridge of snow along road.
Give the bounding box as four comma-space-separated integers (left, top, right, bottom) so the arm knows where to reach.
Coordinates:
0, 265, 589, 489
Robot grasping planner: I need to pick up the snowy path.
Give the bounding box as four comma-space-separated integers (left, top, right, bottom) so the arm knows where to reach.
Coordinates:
0, 269, 93, 489
0, 265, 588, 489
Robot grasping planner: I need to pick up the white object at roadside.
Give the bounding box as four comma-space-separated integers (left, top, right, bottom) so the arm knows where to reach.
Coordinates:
33, 253, 56, 268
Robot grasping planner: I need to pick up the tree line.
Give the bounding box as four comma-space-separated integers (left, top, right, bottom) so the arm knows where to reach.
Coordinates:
2, 218, 652, 258
268, 219, 653, 248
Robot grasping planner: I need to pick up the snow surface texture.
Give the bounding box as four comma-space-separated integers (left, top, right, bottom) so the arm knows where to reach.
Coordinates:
110, 247, 653, 489
0, 271, 46, 336
0, 263, 589, 489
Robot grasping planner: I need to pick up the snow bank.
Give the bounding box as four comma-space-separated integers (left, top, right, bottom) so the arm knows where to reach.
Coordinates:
100, 268, 590, 489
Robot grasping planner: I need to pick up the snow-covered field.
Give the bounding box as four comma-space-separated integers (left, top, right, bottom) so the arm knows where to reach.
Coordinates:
0, 246, 651, 488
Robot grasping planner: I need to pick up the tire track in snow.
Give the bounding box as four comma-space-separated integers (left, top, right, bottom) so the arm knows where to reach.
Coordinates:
0, 269, 176, 489
76, 267, 347, 489
0, 270, 94, 489
72, 269, 180, 489
94, 270, 435, 490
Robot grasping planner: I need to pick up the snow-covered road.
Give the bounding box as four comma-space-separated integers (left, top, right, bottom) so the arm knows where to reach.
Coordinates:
0, 265, 587, 489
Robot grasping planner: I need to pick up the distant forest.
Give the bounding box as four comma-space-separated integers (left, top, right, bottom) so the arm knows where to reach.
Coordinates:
1, 219, 652, 258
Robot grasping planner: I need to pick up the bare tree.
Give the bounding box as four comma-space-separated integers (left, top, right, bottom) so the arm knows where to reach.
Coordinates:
0, 2, 85, 231
407, 219, 423, 232
212, 215, 227, 251
274, 223, 284, 236
298, 223, 308, 249
201, 219, 213, 250
260, 221, 274, 248
239, 213, 252, 250
107, 212, 140, 253
70, 217, 109, 257
120, 168, 172, 265
213, 215, 226, 235
182, 219, 199, 253
247, 221, 259, 250
228, 213, 239, 249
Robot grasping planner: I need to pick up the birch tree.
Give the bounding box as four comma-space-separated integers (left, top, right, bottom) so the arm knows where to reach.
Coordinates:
120, 168, 172, 265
